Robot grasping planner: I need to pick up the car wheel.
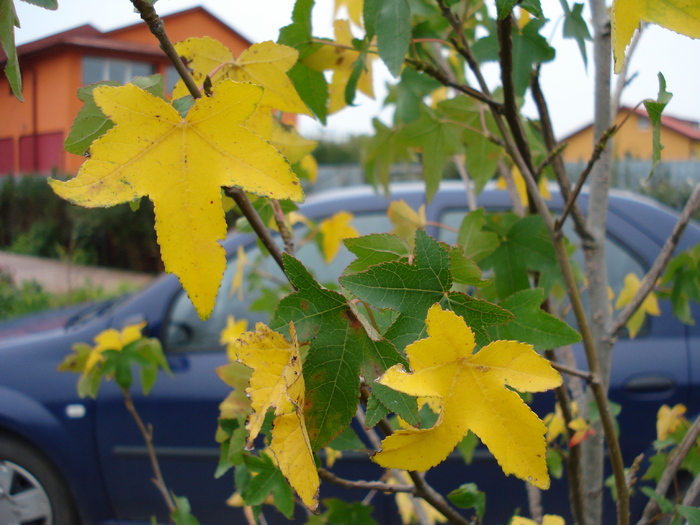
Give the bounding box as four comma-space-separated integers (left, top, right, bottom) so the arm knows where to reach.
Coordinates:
0, 434, 79, 525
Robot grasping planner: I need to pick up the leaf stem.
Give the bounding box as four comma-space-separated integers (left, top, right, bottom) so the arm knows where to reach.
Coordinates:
318, 469, 415, 493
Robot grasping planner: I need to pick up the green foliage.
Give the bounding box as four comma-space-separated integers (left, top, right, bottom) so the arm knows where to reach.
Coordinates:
447, 483, 486, 520
644, 73, 674, 178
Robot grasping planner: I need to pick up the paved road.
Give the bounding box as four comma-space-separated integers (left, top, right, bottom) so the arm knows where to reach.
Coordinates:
0, 251, 155, 294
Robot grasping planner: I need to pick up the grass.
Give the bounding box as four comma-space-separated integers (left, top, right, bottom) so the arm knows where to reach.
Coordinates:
0, 270, 136, 322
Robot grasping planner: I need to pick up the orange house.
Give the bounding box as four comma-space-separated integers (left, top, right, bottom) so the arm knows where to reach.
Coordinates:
0, 7, 251, 176
561, 106, 700, 163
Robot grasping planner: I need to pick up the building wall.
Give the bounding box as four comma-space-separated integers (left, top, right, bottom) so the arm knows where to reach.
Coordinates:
562, 111, 699, 163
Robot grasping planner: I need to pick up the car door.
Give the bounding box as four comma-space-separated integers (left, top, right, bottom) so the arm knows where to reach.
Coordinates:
94, 209, 396, 524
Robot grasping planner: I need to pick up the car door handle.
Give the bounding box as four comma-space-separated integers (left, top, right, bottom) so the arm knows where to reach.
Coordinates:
167, 355, 190, 372
624, 375, 675, 393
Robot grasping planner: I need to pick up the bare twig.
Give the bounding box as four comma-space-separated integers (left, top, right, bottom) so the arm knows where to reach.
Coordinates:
549, 361, 595, 383
122, 388, 176, 513
611, 23, 646, 115
319, 469, 415, 494
611, 182, 700, 336
637, 414, 700, 525
272, 199, 295, 256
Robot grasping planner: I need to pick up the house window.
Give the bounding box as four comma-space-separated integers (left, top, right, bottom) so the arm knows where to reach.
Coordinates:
637, 117, 650, 130
82, 56, 154, 85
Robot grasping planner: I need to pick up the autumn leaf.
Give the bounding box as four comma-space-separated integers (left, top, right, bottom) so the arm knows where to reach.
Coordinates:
220, 315, 249, 361
657, 404, 688, 441
496, 165, 551, 208
612, 0, 700, 73
173, 37, 311, 115
49, 80, 303, 319
511, 516, 565, 525
615, 272, 661, 338
335, 0, 363, 27
390, 471, 447, 525
319, 211, 360, 263
302, 19, 374, 114
81, 322, 146, 375
388, 200, 426, 246
233, 322, 319, 511
244, 106, 318, 164
372, 304, 561, 489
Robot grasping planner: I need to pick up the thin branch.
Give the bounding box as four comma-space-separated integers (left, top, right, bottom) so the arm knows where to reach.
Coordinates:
611, 182, 700, 336
637, 414, 700, 525
680, 471, 700, 508
555, 123, 618, 232
122, 388, 176, 513
226, 188, 289, 277
535, 143, 568, 178
611, 23, 646, 115
549, 361, 595, 383
272, 199, 295, 256
318, 469, 415, 494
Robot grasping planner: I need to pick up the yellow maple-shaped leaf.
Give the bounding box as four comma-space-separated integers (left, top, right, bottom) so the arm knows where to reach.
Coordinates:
246, 107, 318, 164
84, 322, 146, 374
235, 322, 319, 511
373, 304, 562, 489
173, 37, 311, 116
612, 0, 700, 73
49, 80, 303, 320
511, 516, 565, 525
657, 403, 688, 441
389, 200, 426, 246
390, 471, 447, 525
302, 19, 374, 114
335, 0, 363, 27
220, 314, 249, 362
319, 211, 360, 263
614, 272, 661, 338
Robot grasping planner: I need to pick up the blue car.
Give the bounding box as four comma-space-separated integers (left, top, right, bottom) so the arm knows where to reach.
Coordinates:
1, 183, 699, 525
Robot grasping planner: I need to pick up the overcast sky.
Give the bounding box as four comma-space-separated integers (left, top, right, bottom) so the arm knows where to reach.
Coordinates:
12, 0, 700, 140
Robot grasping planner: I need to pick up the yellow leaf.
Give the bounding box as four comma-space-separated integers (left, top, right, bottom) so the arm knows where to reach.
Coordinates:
230, 245, 248, 301
657, 403, 687, 441
220, 315, 249, 361
389, 200, 426, 246
323, 447, 343, 468
319, 211, 360, 263
299, 154, 318, 183
244, 106, 318, 165
235, 323, 319, 511
512, 516, 565, 525
390, 472, 447, 525
49, 80, 303, 319
612, 0, 700, 73
568, 417, 596, 447
497, 166, 551, 208
84, 322, 146, 374
335, 0, 364, 27
173, 37, 311, 115
614, 272, 660, 338
372, 304, 561, 489
302, 20, 374, 114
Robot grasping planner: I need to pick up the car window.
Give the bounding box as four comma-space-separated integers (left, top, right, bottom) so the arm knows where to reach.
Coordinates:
165, 213, 393, 351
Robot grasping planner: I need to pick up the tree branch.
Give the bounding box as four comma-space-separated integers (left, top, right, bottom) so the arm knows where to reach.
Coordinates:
318, 469, 415, 494
611, 182, 700, 336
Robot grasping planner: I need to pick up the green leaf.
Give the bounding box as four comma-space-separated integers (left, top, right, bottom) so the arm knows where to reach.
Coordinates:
364, 394, 391, 428
344, 48, 368, 106
561, 1, 591, 67
215, 417, 247, 477
481, 215, 560, 299
640, 486, 675, 514
362, 119, 413, 192
519, 0, 545, 19
344, 234, 411, 274
547, 448, 564, 479
677, 506, 700, 525
644, 73, 674, 179
661, 245, 700, 325
131, 74, 166, 99
642, 452, 667, 482
171, 496, 201, 525
463, 127, 503, 192
363, 0, 381, 42
1, 0, 22, 100
496, 0, 518, 19
287, 63, 328, 124
375, 0, 411, 77
326, 425, 365, 451
457, 209, 500, 263
448, 246, 489, 286
447, 483, 486, 519
341, 230, 511, 350
395, 105, 464, 201
324, 498, 379, 525
278, 0, 317, 58
271, 255, 411, 449
386, 67, 443, 124
173, 96, 195, 118
19, 0, 58, 8
488, 288, 581, 350
64, 81, 119, 155
240, 454, 295, 519
456, 431, 479, 464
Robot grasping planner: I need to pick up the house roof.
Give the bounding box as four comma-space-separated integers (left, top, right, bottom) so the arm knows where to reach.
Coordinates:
1, 6, 251, 64
561, 105, 700, 142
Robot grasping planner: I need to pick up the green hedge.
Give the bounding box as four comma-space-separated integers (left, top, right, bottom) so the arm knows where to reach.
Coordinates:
0, 176, 162, 273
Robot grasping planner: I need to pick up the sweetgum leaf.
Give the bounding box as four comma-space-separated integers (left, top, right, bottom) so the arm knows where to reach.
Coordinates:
487, 288, 581, 350
644, 73, 673, 178
64, 81, 120, 155
340, 230, 511, 350
240, 453, 295, 519
344, 234, 411, 274
457, 208, 500, 262
561, 1, 591, 67
19, 0, 57, 8
375, 0, 411, 77
1, 0, 22, 100
271, 255, 415, 449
